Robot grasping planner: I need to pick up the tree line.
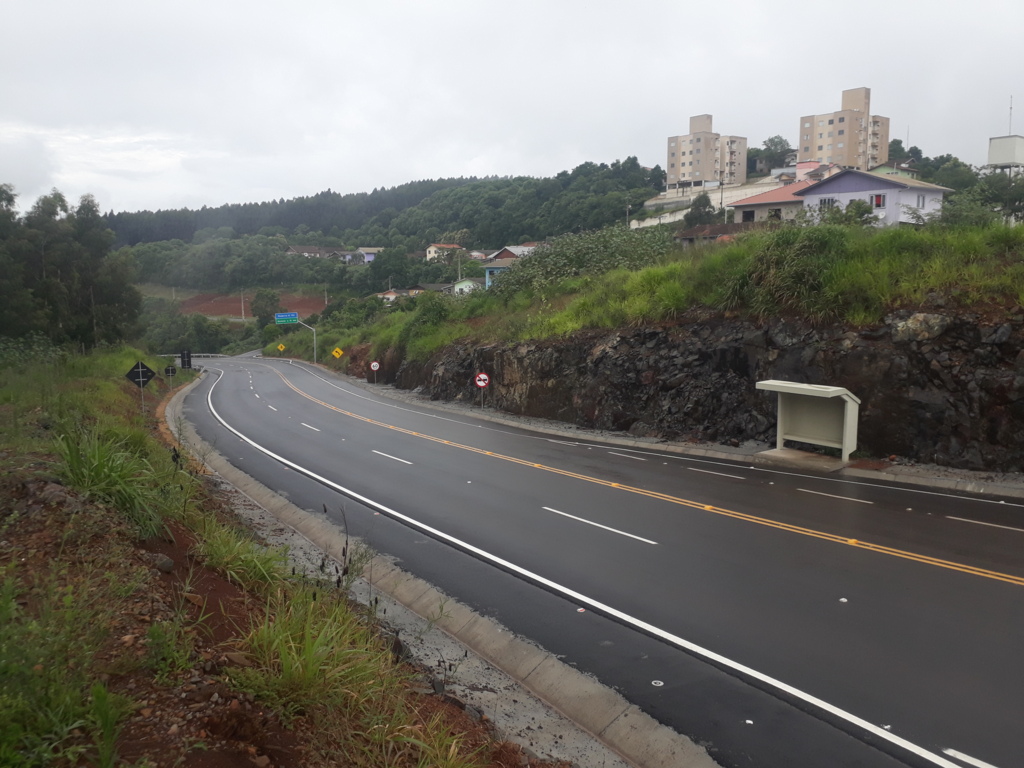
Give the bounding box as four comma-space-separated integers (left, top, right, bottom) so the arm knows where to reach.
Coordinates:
0, 185, 141, 348
103, 158, 666, 252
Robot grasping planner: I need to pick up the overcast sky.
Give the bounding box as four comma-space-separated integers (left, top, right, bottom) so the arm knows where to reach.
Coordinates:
1, 0, 1020, 215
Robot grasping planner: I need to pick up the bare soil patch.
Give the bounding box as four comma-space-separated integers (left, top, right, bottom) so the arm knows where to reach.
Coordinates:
178, 293, 327, 320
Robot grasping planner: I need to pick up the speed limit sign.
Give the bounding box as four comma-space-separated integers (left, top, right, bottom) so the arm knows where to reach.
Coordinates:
370, 361, 380, 371
475, 372, 490, 388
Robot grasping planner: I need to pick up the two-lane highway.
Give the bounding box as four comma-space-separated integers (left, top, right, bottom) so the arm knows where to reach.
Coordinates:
183, 357, 1024, 768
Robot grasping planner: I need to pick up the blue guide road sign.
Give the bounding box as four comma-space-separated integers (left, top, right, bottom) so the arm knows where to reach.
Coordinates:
275, 312, 299, 324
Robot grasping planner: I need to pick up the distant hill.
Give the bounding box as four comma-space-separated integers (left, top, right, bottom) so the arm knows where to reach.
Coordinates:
103, 158, 666, 251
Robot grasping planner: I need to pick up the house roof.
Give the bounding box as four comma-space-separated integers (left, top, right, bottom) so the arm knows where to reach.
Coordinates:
730, 180, 816, 207
793, 169, 952, 195
485, 258, 519, 269
409, 283, 451, 292
429, 243, 462, 249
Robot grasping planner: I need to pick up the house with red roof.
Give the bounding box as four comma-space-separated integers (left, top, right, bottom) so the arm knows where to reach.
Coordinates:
729, 180, 817, 223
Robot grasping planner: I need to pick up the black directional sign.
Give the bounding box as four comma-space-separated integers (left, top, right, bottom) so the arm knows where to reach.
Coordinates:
164, 365, 177, 377
125, 361, 156, 389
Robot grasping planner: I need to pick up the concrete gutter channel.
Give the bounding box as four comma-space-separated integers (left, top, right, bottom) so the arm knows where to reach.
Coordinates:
165, 367, 1024, 768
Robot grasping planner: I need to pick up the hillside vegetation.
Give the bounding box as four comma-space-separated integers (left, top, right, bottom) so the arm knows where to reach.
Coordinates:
268, 223, 1024, 368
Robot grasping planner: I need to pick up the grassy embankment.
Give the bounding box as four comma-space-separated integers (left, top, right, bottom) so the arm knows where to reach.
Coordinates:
264, 224, 1024, 370
0, 339, 507, 767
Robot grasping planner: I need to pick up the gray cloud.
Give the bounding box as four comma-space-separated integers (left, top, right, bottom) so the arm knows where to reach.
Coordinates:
1, 0, 1019, 213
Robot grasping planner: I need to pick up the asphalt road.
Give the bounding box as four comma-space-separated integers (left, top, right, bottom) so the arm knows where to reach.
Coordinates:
182, 356, 1024, 768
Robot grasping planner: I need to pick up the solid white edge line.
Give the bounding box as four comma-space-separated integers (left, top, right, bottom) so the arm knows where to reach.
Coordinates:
204, 365, 961, 768
689, 467, 746, 480
797, 488, 874, 505
268, 405, 277, 411
942, 747, 1002, 768
372, 449, 412, 465
608, 451, 647, 461
542, 506, 658, 545
300, 423, 320, 432
946, 516, 1024, 533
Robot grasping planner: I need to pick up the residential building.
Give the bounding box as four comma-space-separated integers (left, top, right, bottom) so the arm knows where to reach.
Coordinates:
357, 247, 383, 264
729, 180, 817, 223
426, 243, 463, 262
489, 244, 537, 260
666, 115, 747, 192
797, 88, 889, 170
484, 258, 518, 289
793, 169, 950, 226
868, 160, 920, 179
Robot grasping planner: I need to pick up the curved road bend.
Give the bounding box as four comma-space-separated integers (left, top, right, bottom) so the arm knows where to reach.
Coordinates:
182, 356, 1024, 768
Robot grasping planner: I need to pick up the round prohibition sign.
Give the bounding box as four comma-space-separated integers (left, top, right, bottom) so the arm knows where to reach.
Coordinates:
474, 372, 490, 388
370, 361, 380, 371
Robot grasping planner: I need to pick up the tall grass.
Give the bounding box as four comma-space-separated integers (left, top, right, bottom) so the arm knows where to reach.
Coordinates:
0, 572, 117, 767
54, 431, 167, 538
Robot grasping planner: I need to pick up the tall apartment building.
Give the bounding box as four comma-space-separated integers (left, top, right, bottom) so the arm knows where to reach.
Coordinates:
666, 115, 747, 192
797, 87, 889, 170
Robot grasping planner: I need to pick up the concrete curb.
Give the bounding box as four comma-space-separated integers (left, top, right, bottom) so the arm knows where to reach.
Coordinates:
165, 371, 719, 768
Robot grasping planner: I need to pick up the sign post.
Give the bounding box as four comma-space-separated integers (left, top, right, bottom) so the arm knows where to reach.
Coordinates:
474, 372, 490, 409
125, 361, 156, 413
370, 360, 380, 384
275, 312, 317, 364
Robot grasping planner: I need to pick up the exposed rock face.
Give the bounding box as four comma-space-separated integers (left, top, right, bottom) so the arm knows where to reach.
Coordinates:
386, 311, 1024, 472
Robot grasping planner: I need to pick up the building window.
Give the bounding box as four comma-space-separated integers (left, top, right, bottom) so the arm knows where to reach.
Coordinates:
838, 142, 844, 148
818, 120, 824, 127
696, 137, 702, 142
670, 141, 676, 147
828, 131, 833, 138
818, 145, 823, 151
803, 146, 810, 152
671, 151, 675, 157
870, 194, 886, 208
804, 122, 810, 128
828, 119, 834, 125
819, 198, 838, 209
695, 171, 701, 177
818, 133, 823, 139
670, 162, 675, 168
742, 210, 755, 222
838, 129, 845, 136
695, 148, 701, 154
768, 208, 782, 220
916, 194, 926, 207
839, 117, 845, 123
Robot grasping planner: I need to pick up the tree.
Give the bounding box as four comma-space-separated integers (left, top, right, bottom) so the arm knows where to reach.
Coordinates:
761, 135, 793, 170
682, 193, 718, 228
250, 288, 282, 328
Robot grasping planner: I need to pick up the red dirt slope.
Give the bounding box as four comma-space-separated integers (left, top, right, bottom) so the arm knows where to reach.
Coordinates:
177, 293, 327, 319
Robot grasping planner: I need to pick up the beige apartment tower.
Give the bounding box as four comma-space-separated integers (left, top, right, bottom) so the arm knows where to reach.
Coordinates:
797, 87, 889, 170
666, 115, 747, 191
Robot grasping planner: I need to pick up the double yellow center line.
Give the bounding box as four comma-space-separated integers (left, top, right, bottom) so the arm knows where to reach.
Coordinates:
274, 369, 1024, 588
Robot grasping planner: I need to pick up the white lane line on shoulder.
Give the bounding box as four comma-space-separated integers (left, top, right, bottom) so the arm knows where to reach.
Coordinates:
300, 423, 320, 431
689, 467, 746, 480
373, 450, 412, 465
542, 507, 658, 545
547, 439, 580, 446
946, 516, 1024, 533
608, 451, 647, 461
797, 488, 874, 504
201, 366, 963, 768
268, 405, 277, 411
942, 747, 1002, 768
254, 393, 260, 398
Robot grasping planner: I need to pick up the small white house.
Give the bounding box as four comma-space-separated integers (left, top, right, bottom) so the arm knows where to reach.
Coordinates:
793, 169, 951, 225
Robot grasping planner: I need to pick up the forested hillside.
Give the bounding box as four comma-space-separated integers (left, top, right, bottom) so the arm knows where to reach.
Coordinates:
103, 158, 665, 251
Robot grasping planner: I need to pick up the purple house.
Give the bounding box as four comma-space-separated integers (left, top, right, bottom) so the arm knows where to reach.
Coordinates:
793, 169, 951, 226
